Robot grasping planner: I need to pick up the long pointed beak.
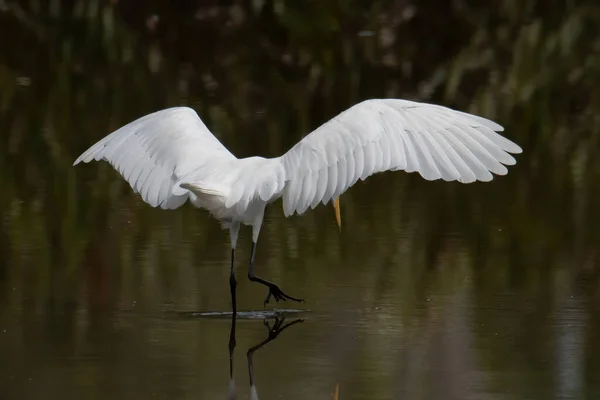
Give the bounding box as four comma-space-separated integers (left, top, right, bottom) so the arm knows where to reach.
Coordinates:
333, 197, 341, 232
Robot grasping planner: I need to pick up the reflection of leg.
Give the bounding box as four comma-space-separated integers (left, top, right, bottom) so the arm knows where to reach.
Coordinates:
227, 302, 237, 400
262, 316, 305, 342
247, 242, 304, 306
246, 316, 304, 388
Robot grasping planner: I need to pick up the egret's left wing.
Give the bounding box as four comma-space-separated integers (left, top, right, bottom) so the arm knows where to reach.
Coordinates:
277, 98, 522, 216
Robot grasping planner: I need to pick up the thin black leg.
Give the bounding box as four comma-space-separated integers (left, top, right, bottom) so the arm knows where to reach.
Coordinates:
228, 249, 237, 378
229, 248, 237, 314
247, 242, 304, 306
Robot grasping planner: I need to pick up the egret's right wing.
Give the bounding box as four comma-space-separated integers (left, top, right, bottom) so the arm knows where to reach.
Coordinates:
73, 107, 236, 209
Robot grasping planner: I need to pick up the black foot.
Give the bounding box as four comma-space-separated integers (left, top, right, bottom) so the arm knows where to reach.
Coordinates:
264, 283, 304, 306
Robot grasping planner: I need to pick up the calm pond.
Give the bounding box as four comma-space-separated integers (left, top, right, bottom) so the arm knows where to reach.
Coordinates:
1, 2, 599, 399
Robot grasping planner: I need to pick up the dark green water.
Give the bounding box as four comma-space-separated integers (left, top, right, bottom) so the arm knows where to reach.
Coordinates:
1, 1, 599, 399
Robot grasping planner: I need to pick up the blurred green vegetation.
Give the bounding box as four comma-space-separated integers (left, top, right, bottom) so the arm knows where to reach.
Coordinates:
1, 0, 598, 288
0, 1, 599, 399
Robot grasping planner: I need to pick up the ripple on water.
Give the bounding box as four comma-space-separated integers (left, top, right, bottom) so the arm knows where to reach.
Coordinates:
178, 308, 311, 319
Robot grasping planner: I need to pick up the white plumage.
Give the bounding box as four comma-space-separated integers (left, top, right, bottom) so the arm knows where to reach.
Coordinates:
74, 98, 522, 304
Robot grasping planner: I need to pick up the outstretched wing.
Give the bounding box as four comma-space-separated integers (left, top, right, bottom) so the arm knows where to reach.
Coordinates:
278, 98, 522, 216
73, 107, 236, 209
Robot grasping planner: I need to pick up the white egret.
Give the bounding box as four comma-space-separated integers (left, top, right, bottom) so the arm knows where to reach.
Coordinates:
73, 98, 522, 306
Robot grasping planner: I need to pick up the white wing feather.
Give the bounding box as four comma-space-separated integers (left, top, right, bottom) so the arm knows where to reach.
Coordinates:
73, 107, 236, 209
278, 99, 522, 217
73, 100, 522, 221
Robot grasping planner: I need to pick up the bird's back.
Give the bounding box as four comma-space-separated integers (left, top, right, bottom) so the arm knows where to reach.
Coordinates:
179, 156, 286, 225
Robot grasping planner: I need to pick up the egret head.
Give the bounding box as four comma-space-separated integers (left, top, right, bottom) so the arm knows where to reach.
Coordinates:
333, 197, 341, 232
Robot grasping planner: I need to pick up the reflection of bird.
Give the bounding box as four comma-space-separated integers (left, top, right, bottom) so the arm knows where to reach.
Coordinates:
73, 99, 522, 305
